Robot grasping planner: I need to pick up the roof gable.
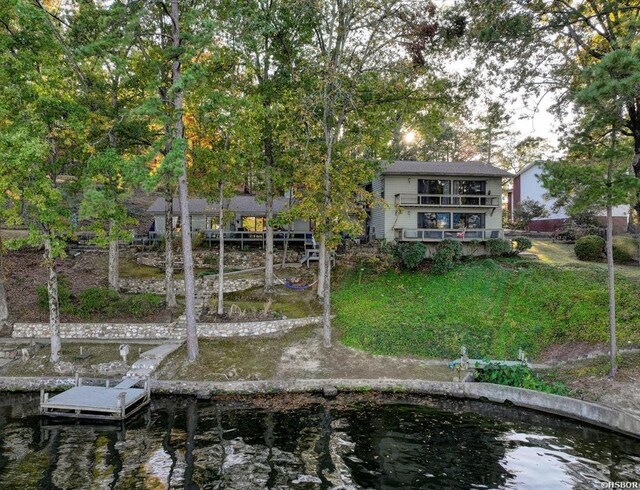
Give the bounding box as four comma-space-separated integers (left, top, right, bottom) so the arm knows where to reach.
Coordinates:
380, 160, 513, 178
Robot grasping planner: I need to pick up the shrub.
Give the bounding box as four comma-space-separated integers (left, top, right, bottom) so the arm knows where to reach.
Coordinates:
203, 254, 219, 268
393, 242, 427, 270
76, 287, 120, 318
513, 199, 548, 229
191, 231, 205, 249
511, 236, 532, 254
121, 293, 164, 318
611, 236, 638, 264
36, 274, 73, 313
356, 255, 394, 275
432, 239, 462, 275
474, 362, 570, 395
574, 235, 605, 261
486, 238, 512, 257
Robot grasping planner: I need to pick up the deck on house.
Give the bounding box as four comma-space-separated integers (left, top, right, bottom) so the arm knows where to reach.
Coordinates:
133, 230, 312, 250
40, 377, 150, 421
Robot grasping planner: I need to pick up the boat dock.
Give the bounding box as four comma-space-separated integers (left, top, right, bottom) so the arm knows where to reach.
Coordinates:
40, 376, 150, 421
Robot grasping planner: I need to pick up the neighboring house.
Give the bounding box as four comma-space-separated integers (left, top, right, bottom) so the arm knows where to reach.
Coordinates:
369, 161, 512, 243
510, 161, 629, 234
147, 195, 311, 245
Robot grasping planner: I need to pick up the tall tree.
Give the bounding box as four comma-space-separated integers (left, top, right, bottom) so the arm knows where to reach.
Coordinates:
542, 49, 640, 378
0, 1, 90, 362
217, 0, 317, 291
458, 0, 640, 211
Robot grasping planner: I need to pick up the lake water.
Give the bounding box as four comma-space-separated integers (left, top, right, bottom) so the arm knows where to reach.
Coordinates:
0, 393, 638, 488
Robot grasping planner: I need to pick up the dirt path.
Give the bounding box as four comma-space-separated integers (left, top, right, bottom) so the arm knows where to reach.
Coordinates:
155, 326, 454, 383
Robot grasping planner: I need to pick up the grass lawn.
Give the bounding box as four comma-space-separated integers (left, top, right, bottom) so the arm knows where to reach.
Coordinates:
332, 258, 640, 360
530, 238, 640, 281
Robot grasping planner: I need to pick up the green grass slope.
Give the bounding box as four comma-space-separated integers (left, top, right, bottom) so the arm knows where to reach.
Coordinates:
333, 258, 640, 359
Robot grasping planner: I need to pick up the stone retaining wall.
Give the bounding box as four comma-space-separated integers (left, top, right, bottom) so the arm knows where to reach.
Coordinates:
120, 277, 261, 296
11, 316, 322, 340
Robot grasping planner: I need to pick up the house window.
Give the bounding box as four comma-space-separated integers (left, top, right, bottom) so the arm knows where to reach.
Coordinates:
206, 216, 220, 230
241, 216, 266, 232
418, 212, 451, 229
453, 213, 485, 229
453, 180, 487, 205
418, 180, 451, 204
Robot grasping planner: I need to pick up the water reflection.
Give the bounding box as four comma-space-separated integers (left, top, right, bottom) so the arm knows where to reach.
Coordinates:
0, 393, 638, 489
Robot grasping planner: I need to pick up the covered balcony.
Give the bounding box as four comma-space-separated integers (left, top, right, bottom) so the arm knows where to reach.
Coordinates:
395, 193, 500, 208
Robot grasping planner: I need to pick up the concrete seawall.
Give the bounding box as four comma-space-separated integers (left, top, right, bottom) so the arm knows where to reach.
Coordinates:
1, 377, 638, 439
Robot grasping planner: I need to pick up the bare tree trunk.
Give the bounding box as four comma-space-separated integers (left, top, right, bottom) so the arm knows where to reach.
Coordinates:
217, 179, 224, 316
44, 239, 61, 363
0, 247, 9, 325
165, 192, 177, 308
281, 224, 290, 268
265, 181, 274, 290
606, 204, 617, 378
322, 244, 331, 348
171, 0, 198, 361
108, 220, 119, 293
317, 234, 326, 298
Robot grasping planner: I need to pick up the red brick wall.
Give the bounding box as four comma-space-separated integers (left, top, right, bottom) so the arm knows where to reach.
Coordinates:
513, 175, 521, 209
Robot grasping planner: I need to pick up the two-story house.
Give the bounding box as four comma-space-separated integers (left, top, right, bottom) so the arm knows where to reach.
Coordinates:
369, 161, 512, 245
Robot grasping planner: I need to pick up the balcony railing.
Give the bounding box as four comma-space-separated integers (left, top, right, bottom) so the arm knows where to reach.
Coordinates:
395, 193, 499, 207
395, 228, 504, 241
146, 230, 313, 250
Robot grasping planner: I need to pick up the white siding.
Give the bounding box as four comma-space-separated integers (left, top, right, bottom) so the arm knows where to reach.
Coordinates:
519, 163, 628, 221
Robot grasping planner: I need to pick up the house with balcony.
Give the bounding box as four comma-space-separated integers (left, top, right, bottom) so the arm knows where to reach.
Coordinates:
369, 161, 512, 244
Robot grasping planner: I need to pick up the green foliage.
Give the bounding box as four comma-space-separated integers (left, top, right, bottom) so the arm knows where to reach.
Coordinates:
36, 275, 73, 314
203, 254, 219, 268
513, 199, 548, 226
37, 284, 164, 320
511, 236, 532, 253
432, 239, 462, 275
474, 363, 570, 395
611, 236, 638, 264
486, 238, 512, 257
333, 259, 640, 359
393, 242, 427, 270
76, 287, 121, 318
574, 235, 605, 261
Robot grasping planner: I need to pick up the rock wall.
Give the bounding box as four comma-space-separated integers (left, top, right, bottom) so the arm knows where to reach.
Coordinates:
119, 277, 262, 296
12, 316, 322, 340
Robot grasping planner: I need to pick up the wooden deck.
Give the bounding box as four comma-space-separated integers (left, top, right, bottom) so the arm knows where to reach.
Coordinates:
135, 230, 313, 250
40, 377, 150, 421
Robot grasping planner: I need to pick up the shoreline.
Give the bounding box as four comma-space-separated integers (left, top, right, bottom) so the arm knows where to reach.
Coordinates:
2, 376, 639, 439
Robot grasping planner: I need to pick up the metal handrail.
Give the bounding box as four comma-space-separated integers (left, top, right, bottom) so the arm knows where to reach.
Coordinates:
396, 228, 504, 241
395, 193, 499, 207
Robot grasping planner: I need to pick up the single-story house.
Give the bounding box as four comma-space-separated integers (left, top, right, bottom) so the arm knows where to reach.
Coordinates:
368, 160, 512, 243
509, 161, 629, 234
147, 195, 311, 236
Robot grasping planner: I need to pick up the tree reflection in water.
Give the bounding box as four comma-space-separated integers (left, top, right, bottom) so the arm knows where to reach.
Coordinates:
0, 393, 638, 488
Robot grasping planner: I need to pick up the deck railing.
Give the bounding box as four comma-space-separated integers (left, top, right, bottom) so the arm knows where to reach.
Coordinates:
147, 230, 312, 249
395, 228, 504, 241
395, 193, 499, 207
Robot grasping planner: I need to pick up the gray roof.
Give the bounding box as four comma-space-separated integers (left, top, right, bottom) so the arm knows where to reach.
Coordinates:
148, 195, 292, 216
380, 161, 513, 178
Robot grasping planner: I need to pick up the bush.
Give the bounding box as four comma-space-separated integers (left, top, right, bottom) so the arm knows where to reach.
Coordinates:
356, 255, 394, 275
203, 254, 219, 268
612, 236, 638, 264
432, 239, 462, 275
36, 274, 73, 313
393, 242, 427, 270
76, 287, 121, 318
121, 293, 164, 318
574, 235, 605, 261
486, 238, 512, 257
511, 236, 532, 254
474, 362, 570, 395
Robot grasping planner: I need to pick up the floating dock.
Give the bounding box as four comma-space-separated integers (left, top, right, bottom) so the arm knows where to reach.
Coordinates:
40, 376, 150, 421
